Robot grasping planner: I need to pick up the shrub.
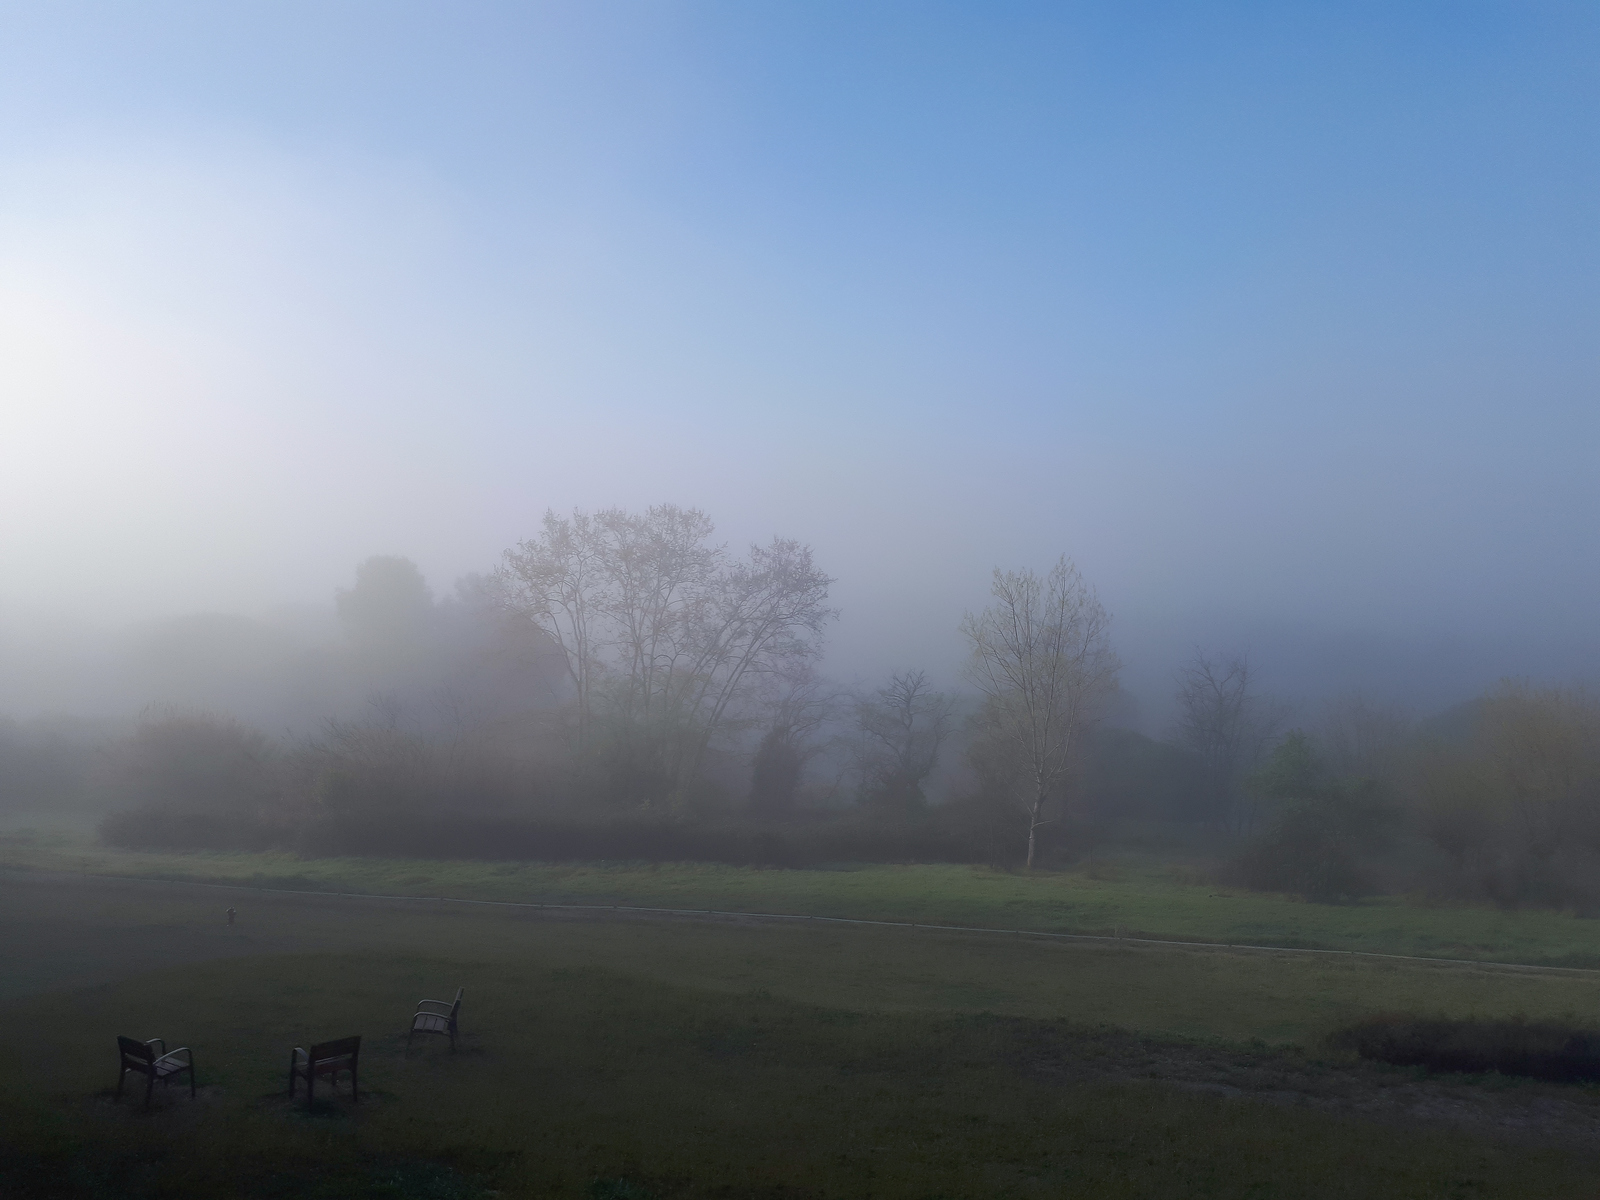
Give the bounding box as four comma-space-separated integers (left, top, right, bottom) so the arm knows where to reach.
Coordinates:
1329, 1013, 1600, 1082
1230, 734, 1392, 902
1230, 798, 1376, 902
299, 812, 985, 867
99, 787, 989, 865
100, 709, 279, 815
1410, 681, 1600, 909
99, 807, 284, 852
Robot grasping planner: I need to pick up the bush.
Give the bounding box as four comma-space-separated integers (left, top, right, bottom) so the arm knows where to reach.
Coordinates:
100, 709, 279, 814
98, 807, 284, 852
1329, 1013, 1600, 1082
1411, 682, 1600, 910
1230, 734, 1393, 902
99, 794, 989, 867
1230, 799, 1376, 902
299, 812, 985, 867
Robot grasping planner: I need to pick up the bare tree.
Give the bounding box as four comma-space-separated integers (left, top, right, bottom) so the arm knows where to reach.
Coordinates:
488, 510, 609, 750
853, 669, 955, 817
490, 505, 836, 803
1319, 692, 1412, 781
748, 668, 839, 816
596, 504, 720, 733
668, 537, 836, 794
1173, 651, 1287, 829
961, 557, 1120, 868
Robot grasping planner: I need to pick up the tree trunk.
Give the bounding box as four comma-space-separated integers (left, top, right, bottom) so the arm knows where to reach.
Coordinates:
1026, 794, 1044, 870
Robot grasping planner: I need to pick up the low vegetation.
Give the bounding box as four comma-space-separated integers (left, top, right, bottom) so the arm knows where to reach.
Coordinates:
1331, 1014, 1600, 1083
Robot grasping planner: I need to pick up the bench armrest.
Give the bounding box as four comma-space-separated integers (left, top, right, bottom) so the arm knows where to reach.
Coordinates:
415, 1000, 455, 1014
144, 1038, 167, 1055
153, 1047, 191, 1067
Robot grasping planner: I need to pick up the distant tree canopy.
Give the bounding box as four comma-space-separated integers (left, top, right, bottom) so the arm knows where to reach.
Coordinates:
1171, 652, 1286, 831
1412, 681, 1600, 907
748, 671, 835, 818
486, 504, 837, 808
30, 504, 1592, 905
853, 670, 954, 820
337, 555, 435, 652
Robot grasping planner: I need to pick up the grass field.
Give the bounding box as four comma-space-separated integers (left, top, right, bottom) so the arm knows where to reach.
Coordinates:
7, 824, 1600, 967
6, 872, 1600, 1198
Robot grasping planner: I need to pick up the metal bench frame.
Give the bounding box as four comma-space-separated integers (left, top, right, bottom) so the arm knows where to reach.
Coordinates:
408, 987, 464, 1052
288, 1035, 361, 1109
116, 1036, 196, 1106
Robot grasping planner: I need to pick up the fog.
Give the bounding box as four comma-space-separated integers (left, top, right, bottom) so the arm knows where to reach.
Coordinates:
3, 3, 1595, 734
9, 14, 1600, 1192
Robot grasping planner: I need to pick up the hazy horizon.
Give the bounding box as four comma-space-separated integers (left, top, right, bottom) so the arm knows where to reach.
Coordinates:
3, 3, 1595, 732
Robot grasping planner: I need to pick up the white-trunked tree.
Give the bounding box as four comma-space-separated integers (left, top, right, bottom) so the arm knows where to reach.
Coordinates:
961, 557, 1119, 868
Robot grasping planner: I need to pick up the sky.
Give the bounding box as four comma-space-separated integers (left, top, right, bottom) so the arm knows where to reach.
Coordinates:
1, 1, 1595, 724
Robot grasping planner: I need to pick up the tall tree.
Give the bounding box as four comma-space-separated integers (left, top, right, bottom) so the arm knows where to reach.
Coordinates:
853, 669, 954, 817
488, 510, 609, 750
961, 557, 1119, 868
748, 669, 837, 817
596, 504, 720, 733
1173, 652, 1286, 829
490, 505, 836, 801
336, 556, 435, 659
668, 537, 836, 795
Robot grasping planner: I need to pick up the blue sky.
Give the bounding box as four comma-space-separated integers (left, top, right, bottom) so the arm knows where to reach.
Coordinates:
1, 2, 1594, 718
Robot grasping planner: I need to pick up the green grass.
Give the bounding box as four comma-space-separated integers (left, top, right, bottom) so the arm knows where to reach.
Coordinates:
7, 826, 1600, 967
8, 874, 1600, 1197
18, 952, 1600, 1200
10, 874, 1600, 1045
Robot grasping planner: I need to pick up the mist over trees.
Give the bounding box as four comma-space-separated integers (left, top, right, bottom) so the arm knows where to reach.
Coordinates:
851, 670, 955, 820
3, 502, 1599, 907
484, 505, 836, 808
961, 558, 1120, 868
1172, 652, 1288, 831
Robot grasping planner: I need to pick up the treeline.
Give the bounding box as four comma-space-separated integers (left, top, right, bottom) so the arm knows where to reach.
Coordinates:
76, 694, 1166, 869
3, 503, 1596, 909
1210, 681, 1600, 910
61, 677, 1600, 910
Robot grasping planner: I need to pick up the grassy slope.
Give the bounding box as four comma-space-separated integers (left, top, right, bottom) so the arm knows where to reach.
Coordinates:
8, 875, 1600, 1044
6, 827, 1600, 966
13, 954, 1600, 1200
5, 876, 1600, 1199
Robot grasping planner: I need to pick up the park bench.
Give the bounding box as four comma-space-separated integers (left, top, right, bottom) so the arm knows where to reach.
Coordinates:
115, 1036, 196, 1106
408, 987, 464, 1052
288, 1035, 360, 1108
